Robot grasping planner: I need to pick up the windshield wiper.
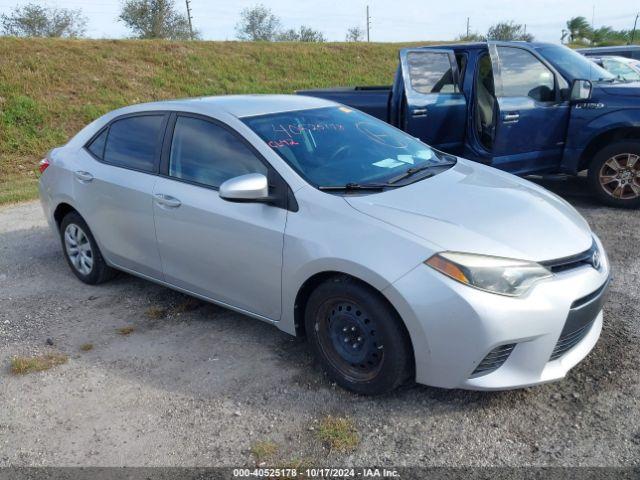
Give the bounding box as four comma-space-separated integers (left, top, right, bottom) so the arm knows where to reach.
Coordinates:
318, 182, 392, 191
387, 165, 436, 184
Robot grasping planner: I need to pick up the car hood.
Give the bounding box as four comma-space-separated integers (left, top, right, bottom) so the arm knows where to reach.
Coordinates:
345, 160, 593, 262
598, 81, 640, 97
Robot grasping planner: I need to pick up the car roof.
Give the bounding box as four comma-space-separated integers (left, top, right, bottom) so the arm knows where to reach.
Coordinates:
121, 94, 336, 119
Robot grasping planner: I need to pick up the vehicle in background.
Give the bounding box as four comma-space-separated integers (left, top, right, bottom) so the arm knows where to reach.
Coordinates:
298, 42, 640, 208
589, 55, 640, 82
39, 95, 610, 394
578, 45, 640, 61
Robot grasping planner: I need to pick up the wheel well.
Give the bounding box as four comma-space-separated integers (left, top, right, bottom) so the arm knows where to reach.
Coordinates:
579, 127, 640, 172
53, 203, 77, 230
293, 272, 415, 366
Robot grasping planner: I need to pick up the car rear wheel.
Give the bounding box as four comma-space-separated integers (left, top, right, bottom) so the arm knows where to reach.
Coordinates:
60, 212, 116, 284
588, 141, 640, 208
304, 276, 413, 395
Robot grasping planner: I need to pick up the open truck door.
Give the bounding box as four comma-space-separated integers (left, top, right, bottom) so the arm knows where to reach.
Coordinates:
486, 42, 571, 174
398, 48, 467, 153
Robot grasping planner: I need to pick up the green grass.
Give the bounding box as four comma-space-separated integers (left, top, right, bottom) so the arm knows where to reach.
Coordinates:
10, 353, 69, 374
0, 37, 436, 205
316, 416, 359, 453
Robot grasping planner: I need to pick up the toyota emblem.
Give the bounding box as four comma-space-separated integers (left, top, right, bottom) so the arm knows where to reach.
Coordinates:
592, 250, 602, 270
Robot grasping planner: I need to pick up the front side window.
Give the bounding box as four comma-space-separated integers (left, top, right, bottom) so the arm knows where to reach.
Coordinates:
242, 107, 455, 187
169, 116, 267, 188
407, 52, 458, 94
103, 115, 164, 172
497, 47, 556, 102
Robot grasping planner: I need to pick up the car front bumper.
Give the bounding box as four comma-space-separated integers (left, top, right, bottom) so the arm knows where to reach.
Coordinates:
383, 237, 611, 390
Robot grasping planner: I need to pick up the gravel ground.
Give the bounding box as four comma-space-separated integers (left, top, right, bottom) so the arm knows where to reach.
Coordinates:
0, 177, 639, 467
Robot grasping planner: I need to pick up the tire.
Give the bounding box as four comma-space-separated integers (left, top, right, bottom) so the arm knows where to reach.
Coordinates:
587, 141, 640, 209
304, 276, 413, 395
59, 212, 116, 285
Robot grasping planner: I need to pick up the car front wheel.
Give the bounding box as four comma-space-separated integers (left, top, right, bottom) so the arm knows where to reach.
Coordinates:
588, 141, 640, 208
304, 276, 413, 395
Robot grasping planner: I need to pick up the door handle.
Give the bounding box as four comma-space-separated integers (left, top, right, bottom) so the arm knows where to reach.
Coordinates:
154, 194, 181, 208
412, 108, 428, 117
74, 171, 94, 182
503, 112, 520, 123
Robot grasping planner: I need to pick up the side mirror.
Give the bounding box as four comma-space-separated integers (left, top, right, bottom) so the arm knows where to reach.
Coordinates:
570, 79, 593, 102
219, 173, 270, 203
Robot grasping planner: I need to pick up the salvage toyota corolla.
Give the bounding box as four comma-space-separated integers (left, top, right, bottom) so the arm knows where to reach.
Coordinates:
39, 95, 611, 395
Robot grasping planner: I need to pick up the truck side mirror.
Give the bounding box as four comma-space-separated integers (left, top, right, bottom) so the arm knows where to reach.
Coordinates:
570, 79, 593, 102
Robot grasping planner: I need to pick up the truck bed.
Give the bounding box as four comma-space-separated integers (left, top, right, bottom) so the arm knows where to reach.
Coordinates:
296, 86, 392, 122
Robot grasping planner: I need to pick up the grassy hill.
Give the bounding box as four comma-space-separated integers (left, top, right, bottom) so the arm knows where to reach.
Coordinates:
0, 38, 433, 204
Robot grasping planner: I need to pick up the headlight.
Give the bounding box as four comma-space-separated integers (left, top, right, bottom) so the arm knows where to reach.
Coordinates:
425, 252, 552, 297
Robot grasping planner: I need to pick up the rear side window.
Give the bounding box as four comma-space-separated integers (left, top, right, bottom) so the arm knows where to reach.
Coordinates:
169, 116, 267, 188
497, 47, 555, 102
407, 52, 458, 94
103, 115, 164, 172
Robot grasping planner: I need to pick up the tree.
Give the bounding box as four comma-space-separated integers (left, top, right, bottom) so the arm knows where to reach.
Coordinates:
345, 26, 364, 42
456, 32, 485, 42
119, 0, 197, 40
486, 21, 533, 42
277, 25, 325, 42
1, 3, 87, 38
563, 16, 592, 43
235, 4, 281, 41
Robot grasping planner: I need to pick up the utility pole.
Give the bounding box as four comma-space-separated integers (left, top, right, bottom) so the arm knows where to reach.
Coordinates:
185, 0, 194, 40
366, 5, 371, 42
466, 17, 470, 38
631, 13, 639, 45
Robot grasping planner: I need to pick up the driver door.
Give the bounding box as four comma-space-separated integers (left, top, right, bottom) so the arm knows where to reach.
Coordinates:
488, 43, 571, 174
152, 113, 287, 320
399, 48, 468, 153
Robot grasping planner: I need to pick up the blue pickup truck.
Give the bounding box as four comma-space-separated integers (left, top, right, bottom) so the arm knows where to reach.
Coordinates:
298, 42, 640, 208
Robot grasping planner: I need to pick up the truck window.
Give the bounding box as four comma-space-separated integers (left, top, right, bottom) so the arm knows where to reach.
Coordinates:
407, 52, 458, 94
497, 47, 555, 102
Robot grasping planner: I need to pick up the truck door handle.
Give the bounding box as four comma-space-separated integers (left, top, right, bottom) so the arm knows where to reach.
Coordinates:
503, 112, 520, 123
74, 171, 94, 182
154, 194, 181, 208
412, 108, 428, 117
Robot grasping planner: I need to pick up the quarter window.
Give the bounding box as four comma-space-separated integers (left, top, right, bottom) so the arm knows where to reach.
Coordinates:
87, 129, 107, 159
407, 52, 458, 94
497, 47, 555, 102
103, 115, 164, 172
169, 116, 267, 188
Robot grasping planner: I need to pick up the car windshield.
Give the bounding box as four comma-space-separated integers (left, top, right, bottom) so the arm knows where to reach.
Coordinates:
242, 106, 455, 188
538, 45, 616, 82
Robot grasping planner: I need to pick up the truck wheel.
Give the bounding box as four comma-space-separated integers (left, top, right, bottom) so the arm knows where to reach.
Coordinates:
588, 141, 640, 208
60, 212, 116, 284
304, 276, 413, 395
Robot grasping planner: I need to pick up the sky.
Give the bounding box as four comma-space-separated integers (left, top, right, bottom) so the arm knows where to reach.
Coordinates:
0, 0, 638, 43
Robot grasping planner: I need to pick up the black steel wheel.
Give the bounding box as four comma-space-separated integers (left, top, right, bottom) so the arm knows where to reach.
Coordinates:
305, 276, 413, 395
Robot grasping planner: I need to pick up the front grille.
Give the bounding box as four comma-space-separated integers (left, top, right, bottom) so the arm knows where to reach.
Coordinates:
550, 320, 594, 360
540, 241, 598, 274
471, 344, 516, 377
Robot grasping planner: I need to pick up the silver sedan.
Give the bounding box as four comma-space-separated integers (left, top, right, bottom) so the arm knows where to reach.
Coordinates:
39, 95, 610, 395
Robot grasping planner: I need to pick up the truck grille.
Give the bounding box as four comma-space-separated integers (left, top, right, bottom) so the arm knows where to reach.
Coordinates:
550, 320, 594, 360
471, 344, 516, 377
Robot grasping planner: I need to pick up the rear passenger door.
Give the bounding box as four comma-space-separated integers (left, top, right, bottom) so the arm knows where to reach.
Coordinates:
79, 113, 167, 279
152, 113, 287, 320
399, 48, 467, 153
